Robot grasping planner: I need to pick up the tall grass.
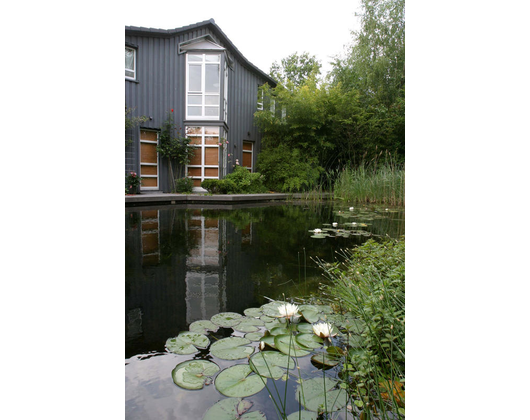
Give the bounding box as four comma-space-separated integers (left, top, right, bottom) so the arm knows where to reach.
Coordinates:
317, 237, 405, 419
333, 154, 405, 206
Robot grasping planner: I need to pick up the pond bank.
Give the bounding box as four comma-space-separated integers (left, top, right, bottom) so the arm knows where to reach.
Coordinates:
125, 192, 333, 207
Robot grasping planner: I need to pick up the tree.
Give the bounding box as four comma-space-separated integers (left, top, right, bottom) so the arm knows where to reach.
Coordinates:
270, 52, 322, 88
157, 110, 193, 192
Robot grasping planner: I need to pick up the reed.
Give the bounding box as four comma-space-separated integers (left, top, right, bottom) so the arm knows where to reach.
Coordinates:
333, 153, 405, 206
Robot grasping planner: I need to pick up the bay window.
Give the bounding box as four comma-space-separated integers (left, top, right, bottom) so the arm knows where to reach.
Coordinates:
187, 54, 221, 119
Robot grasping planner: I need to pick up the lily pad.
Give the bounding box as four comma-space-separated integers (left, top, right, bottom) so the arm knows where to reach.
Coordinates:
311, 352, 340, 368
211, 312, 244, 328
244, 308, 263, 318
171, 360, 219, 390
249, 351, 296, 380
295, 377, 348, 412
296, 323, 314, 333
259, 334, 277, 350
166, 332, 209, 355
215, 364, 267, 397
274, 334, 311, 357
203, 398, 266, 420
245, 331, 265, 342
210, 337, 255, 360
269, 326, 292, 336
233, 317, 265, 333
189, 320, 219, 334
260, 301, 285, 317
295, 333, 324, 349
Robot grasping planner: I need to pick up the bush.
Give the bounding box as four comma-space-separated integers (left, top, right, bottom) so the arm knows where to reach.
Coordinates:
174, 177, 193, 194
201, 166, 267, 194
201, 179, 236, 194
256, 144, 322, 192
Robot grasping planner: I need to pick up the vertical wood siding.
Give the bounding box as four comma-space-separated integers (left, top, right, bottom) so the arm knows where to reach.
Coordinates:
126, 27, 271, 192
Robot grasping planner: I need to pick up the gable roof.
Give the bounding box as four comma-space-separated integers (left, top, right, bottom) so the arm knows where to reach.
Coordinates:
125, 19, 277, 86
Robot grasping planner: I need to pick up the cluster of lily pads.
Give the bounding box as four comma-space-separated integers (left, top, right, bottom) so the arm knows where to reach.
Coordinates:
166, 300, 366, 419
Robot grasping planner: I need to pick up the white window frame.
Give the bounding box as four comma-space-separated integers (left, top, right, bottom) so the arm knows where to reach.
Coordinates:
186, 53, 221, 120
186, 126, 221, 186
125, 47, 136, 80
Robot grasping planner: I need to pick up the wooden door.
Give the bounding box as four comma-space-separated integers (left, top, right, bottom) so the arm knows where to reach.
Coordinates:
140, 130, 158, 190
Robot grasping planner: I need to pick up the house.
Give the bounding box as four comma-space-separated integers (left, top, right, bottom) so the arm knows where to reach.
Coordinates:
125, 19, 276, 192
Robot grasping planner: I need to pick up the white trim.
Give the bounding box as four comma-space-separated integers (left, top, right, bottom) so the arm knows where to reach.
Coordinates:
185, 126, 220, 186
125, 47, 136, 80
186, 53, 221, 120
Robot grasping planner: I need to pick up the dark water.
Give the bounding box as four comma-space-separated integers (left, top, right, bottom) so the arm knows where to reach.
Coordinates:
125, 202, 404, 419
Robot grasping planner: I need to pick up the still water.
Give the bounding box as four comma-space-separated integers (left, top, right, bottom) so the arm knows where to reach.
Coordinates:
125, 202, 404, 419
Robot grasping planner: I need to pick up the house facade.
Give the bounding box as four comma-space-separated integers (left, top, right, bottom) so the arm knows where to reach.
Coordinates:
125, 19, 276, 192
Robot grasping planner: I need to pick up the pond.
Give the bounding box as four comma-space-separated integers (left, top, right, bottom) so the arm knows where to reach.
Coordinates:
125, 201, 404, 419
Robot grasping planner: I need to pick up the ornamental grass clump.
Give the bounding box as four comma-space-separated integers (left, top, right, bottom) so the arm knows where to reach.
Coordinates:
317, 237, 405, 419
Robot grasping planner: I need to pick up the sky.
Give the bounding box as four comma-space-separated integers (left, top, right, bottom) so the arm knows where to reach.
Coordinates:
124, 0, 363, 77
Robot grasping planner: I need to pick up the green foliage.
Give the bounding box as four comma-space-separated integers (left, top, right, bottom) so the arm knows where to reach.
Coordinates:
255, 0, 405, 185
201, 166, 267, 194
174, 177, 193, 194
157, 111, 192, 168
256, 144, 322, 192
319, 237, 405, 400
125, 171, 142, 194
270, 52, 321, 88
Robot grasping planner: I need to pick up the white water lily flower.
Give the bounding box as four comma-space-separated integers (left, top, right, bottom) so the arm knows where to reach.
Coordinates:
278, 303, 299, 318
313, 228, 322, 234
312, 321, 336, 338
332, 222, 338, 227
349, 207, 354, 211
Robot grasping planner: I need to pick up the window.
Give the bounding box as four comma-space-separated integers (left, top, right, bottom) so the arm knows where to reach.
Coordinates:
187, 54, 221, 119
186, 126, 220, 187
242, 141, 253, 172
125, 47, 136, 80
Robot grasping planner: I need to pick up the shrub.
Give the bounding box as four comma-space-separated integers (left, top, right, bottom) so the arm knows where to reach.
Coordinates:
201, 166, 267, 194
201, 179, 236, 194
256, 144, 322, 192
174, 177, 193, 194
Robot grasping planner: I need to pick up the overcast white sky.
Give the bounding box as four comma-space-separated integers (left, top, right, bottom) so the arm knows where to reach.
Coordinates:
124, 0, 362, 77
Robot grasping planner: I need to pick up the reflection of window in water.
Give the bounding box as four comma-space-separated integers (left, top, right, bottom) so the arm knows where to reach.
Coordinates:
186, 212, 225, 324
141, 210, 160, 265
127, 308, 143, 339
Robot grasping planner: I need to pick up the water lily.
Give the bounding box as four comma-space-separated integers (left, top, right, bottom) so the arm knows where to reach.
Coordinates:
312, 321, 336, 338
313, 228, 322, 234
332, 222, 338, 227
276, 303, 300, 323
349, 207, 354, 211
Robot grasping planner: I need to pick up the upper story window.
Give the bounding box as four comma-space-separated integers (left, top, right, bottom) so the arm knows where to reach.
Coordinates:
187, 53, 220, 119
125, 47, 136, 80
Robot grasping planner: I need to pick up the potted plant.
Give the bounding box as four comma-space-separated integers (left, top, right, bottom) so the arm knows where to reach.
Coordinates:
125, 171, 143, 194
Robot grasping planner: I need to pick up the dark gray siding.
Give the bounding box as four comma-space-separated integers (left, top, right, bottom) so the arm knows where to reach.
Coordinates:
125, 22, 274, 192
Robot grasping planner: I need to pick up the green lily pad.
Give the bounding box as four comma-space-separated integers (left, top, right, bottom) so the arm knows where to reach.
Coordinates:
210, 337, 255, 360
286, 411, 319, 420
245, 331, 265, 341
274, 334, 311, 357
295, 333, 323, 349
233, 317, 265, 333
215, 364, 267, 397
203, 398, 266, 420
244, 308, 263, 318
259, 334, 277, 350
296, 323, 314, 333
311, 352, 340, 368
260, 301, 285, 317
295, 377, 348, 412
189, 320, 219, 334
269, 326, 292, 336
165, 332, 209, 355
211, 312, 244, 328
260, 315, 276, 323
171, 360, 220, 390
249, 351, 296, 380
299, 308, 322, 323
310, 234, 329, 239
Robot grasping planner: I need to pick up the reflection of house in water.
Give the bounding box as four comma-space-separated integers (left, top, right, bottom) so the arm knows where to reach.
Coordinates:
185, 210, 227, 324
126, 206, 260, 357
